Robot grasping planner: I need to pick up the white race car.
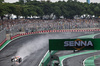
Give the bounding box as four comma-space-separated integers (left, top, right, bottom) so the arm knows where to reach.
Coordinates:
11, 56, 22, 63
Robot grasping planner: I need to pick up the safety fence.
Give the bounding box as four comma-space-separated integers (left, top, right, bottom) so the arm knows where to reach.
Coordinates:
4, 20, 100, 36
1, 27, 100, 48
0, 38, 7, 47
10, 29, 100, 40
1, 28, 100, 46
0, 30, 6, 46
0, 28, 100, 45
0, 19, 100, 40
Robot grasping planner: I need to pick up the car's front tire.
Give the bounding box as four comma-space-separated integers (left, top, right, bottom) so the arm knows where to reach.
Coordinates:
18, 58, 22, 63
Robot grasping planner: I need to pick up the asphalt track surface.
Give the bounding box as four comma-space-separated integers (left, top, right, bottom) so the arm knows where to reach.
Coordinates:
94, 57, 100, 66
62, 34, 100, 66
0, 32, 99, 66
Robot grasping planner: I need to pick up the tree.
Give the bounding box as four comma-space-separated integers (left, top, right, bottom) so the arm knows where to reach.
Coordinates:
0, 4, 4, 20
53, 6, 61, 18
0, 0, 4, 3
19, 0, 25, 4
21, 5, 42, 18
35, 6, 44, 16
94, 6, 100, 16
1, 0, 100, 19
26, 0, 31, 2
14, 5, 22, 19
67, 0, 73, 2
0, 3, 11, 20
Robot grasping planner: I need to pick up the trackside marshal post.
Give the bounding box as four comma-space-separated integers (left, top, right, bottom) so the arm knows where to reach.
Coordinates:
49, 39, 100, 50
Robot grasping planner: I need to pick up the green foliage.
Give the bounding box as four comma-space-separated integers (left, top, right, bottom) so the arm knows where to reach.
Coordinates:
0, 0, 4, 3
14, 5, 22, 16
0, 3, 14, 16
1, 1, 100, 19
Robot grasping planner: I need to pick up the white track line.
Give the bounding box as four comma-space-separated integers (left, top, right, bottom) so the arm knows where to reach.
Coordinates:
0, 34, 35, 51
83, 56, 92, 66
83, 54, 100, 66
61, 33, 100, 66
92, 33, 100, 38
0, 36, 24, 51
38, 50, 49, 66
83, 33, 100, 66
0, 41, 11, 51
61, 51, 100, 66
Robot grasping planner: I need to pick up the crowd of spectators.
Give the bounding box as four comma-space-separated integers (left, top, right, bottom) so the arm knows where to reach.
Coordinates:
0, 19, 100, 33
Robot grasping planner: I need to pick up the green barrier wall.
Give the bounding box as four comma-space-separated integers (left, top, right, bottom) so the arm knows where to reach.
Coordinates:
49, 39, 100, 50
84, 55, 100, 66
42, 51, 57, 66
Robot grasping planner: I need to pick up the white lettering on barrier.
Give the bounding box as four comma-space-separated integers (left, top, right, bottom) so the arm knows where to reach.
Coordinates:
64, 41, 93, 47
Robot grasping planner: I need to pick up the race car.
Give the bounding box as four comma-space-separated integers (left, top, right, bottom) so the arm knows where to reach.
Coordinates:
11, 56, 22, 63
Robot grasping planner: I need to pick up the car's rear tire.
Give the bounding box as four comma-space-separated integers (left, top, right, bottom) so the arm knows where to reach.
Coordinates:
11, 58, 14, 62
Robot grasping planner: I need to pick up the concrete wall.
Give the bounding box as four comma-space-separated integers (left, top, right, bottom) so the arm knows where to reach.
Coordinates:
0, 30, 6, 43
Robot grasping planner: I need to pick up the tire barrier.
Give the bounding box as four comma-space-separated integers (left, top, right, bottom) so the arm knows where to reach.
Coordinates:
10, 29, 100, 40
